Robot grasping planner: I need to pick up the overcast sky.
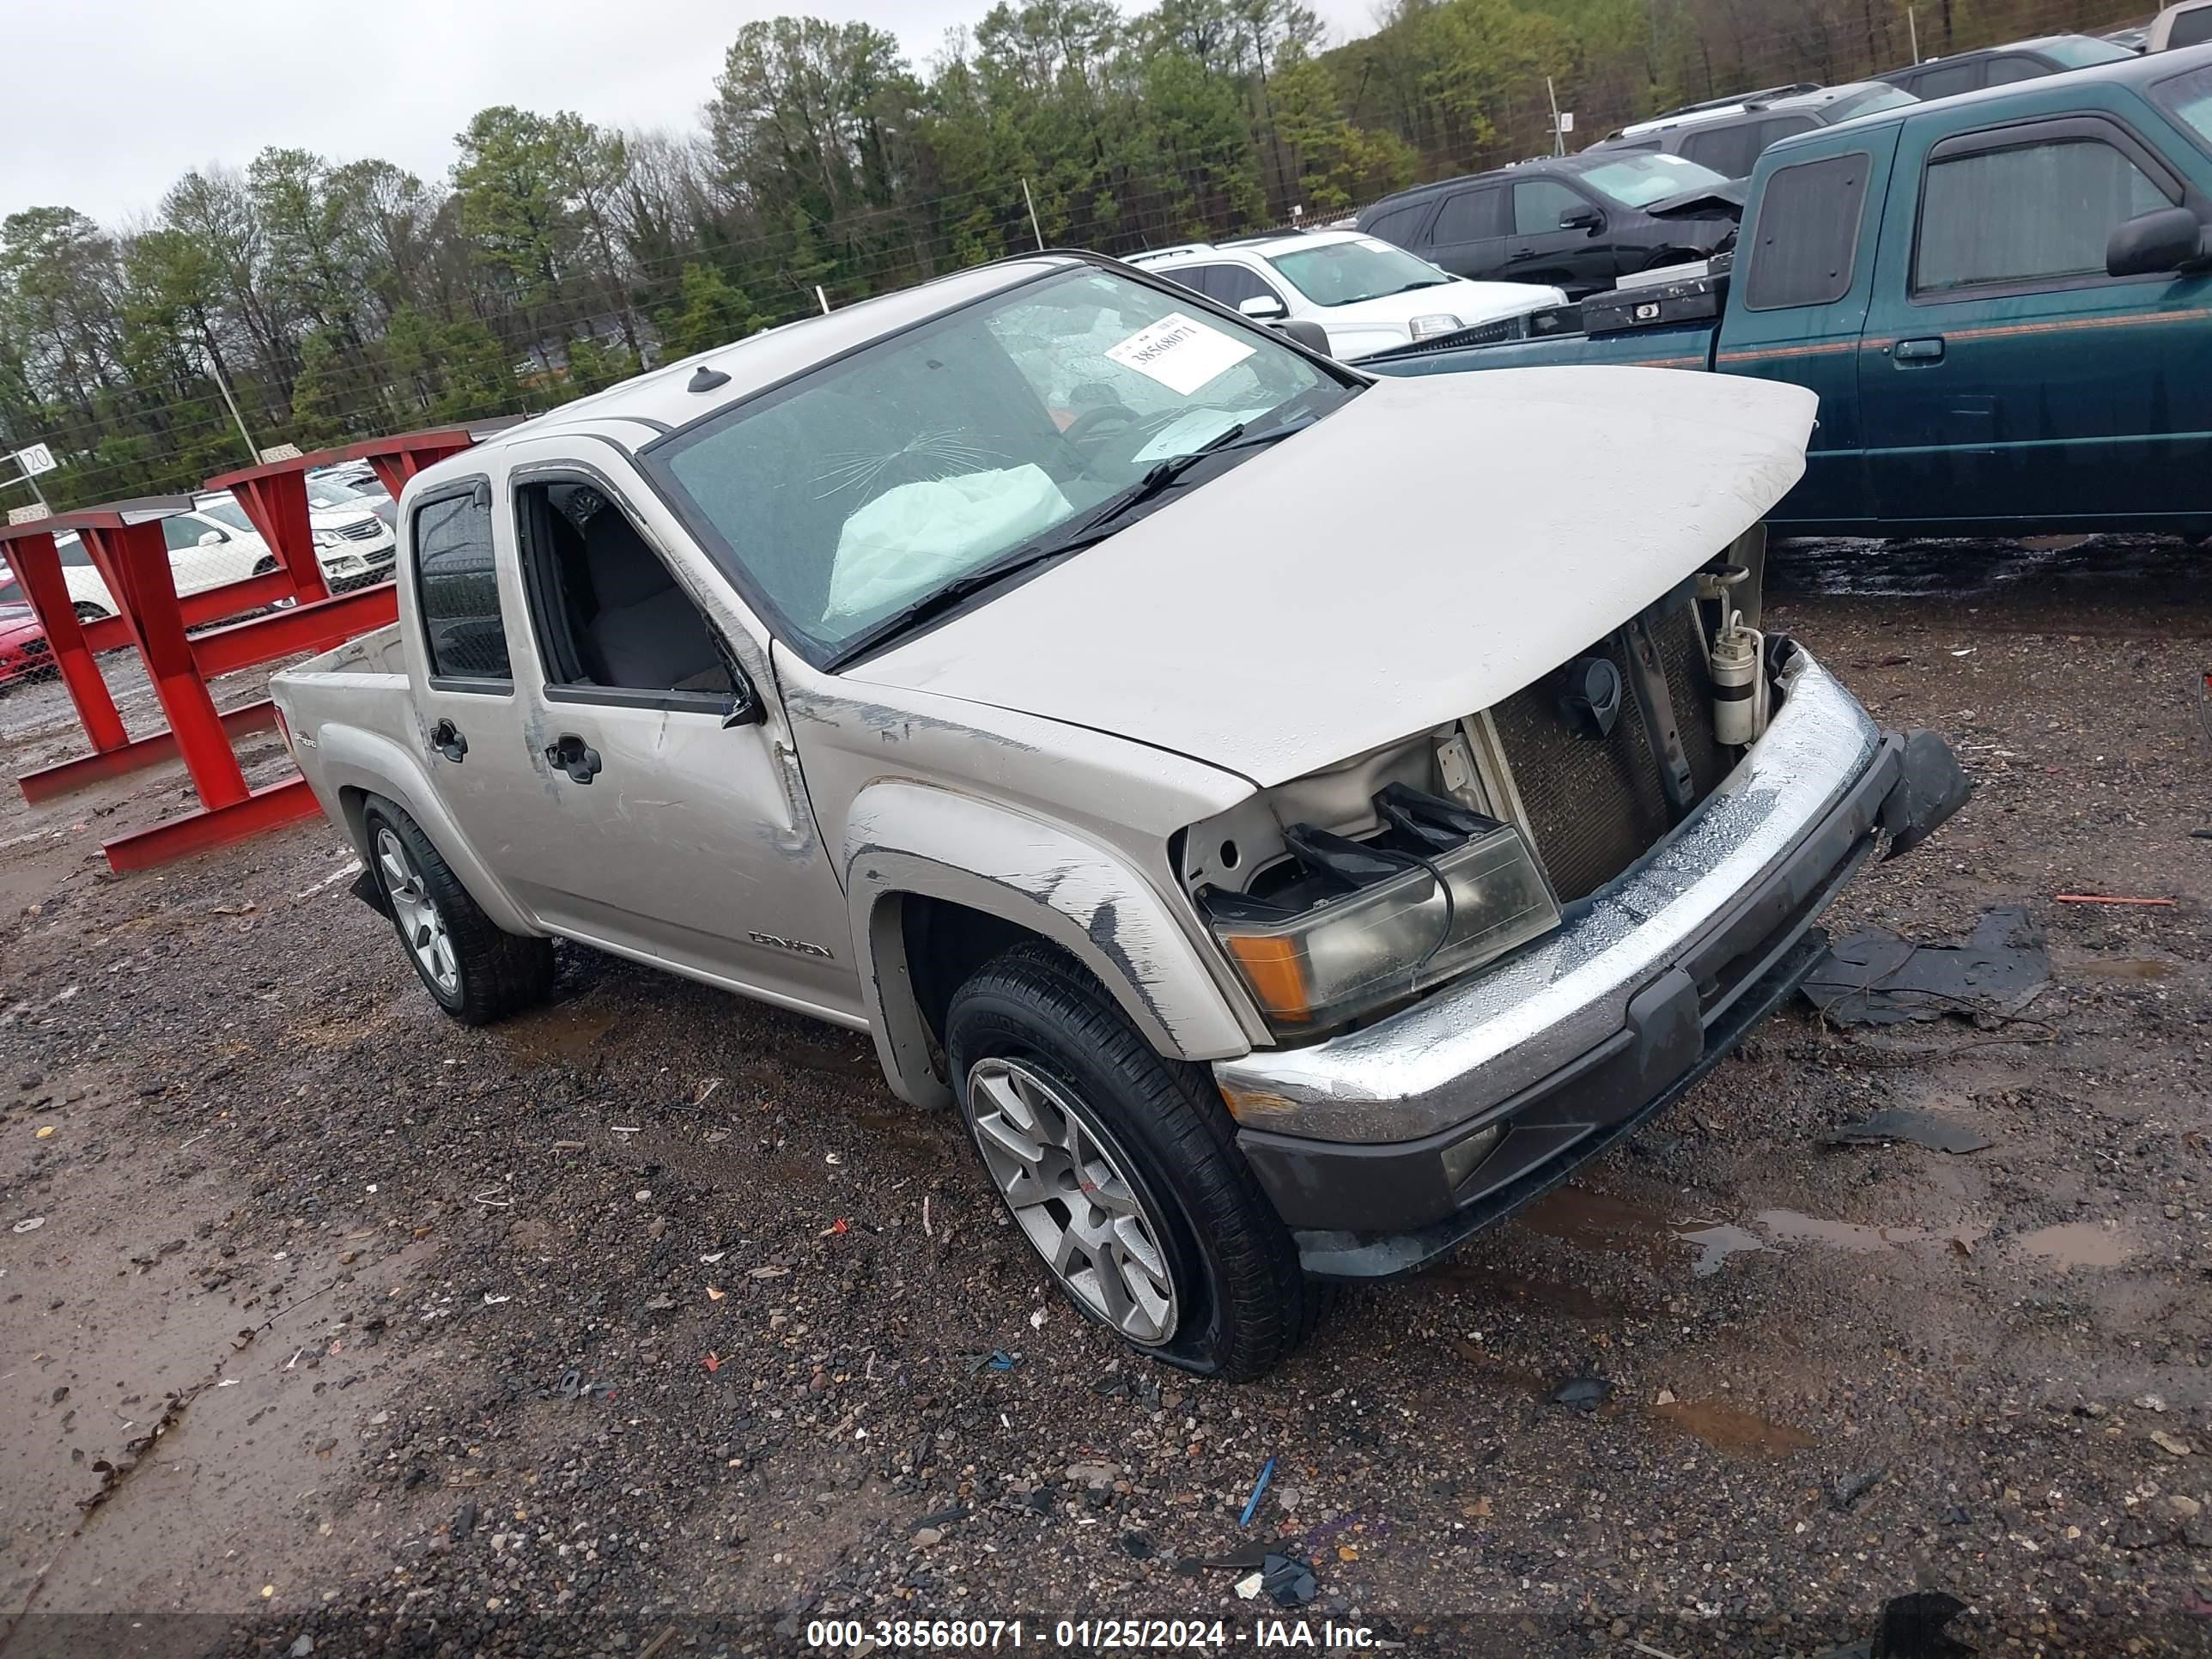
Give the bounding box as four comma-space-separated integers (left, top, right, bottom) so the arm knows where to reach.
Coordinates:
9, 0, 1384, 228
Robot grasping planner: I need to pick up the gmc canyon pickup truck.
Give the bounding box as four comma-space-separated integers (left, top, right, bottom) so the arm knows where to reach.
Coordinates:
1368, 47, 2212, 540
271, 253, 1966, 1378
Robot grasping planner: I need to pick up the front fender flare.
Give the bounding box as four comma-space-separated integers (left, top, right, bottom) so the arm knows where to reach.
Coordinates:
845, 781, 1255, 1109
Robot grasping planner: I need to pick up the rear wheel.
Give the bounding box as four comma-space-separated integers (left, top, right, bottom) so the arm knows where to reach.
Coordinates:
362, 798, 554, 1024
945, 943, 1326, 1379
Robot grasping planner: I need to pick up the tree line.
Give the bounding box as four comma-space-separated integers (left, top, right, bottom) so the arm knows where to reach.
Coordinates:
0, 0, 2122, 511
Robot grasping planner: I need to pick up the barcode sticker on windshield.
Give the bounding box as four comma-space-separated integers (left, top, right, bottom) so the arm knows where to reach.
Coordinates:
1105, 313, 1255, 397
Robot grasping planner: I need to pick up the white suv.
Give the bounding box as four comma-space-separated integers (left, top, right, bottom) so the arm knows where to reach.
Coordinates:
1127, 230, 1566, 360
198, 483, 400, 593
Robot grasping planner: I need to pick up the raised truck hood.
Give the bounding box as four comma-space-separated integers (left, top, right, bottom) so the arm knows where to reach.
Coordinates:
845, 366, 1815, 789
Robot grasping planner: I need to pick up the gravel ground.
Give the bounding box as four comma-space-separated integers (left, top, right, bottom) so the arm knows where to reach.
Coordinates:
2, 535, 2210, 1659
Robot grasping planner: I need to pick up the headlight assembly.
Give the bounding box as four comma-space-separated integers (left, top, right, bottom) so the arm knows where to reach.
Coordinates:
1203, 786, 1559, 1036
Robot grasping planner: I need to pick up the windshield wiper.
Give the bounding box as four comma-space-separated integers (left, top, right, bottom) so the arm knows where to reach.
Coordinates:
823, 420, 1310, 669
822, 541, 1082, 671
1394, 277, 1453, 293
1071, 420, 1247, 540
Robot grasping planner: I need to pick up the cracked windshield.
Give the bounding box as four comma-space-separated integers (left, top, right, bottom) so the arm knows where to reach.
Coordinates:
657, 267, 1343, 658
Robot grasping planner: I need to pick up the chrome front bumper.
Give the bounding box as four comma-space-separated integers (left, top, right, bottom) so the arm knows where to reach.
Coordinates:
1213, 648, 1902, 1146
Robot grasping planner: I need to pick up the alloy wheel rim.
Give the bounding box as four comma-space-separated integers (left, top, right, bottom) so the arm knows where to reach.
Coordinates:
964, 1057, 1180, 1345
375, 827, 459, 996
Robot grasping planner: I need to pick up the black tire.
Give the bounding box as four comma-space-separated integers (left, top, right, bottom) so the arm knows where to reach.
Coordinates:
945, 942, 1326, 1380
362, 797, 554, 1025
73, 602, 107, 624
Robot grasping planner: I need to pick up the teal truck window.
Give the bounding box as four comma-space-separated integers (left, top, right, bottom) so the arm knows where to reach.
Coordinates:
1744, 154, 1871, 309
1915, 137, 2169, 292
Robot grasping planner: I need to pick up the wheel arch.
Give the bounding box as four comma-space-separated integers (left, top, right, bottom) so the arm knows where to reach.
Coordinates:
315, 725, 539, 937
844, 783, 1258, 1110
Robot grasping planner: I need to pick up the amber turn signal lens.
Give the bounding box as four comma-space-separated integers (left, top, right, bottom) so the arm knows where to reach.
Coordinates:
1220, 933, 1312, 1024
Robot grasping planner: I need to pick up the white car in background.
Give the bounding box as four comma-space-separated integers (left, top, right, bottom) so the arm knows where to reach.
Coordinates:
1126, 230, 1567, 361
307, 463, 397, 527
37, 507, 270, 622
198, 482, 399, 593
7, 490, 397, 624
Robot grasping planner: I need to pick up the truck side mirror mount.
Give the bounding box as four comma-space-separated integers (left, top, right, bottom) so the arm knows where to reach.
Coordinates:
1273, 318, 1333, 355
722, 677, 764, 728
713, 633, 766, 728
1237, 294, 1289, 321
1560, 204, 1605, 233
2106, 205, 2209, 277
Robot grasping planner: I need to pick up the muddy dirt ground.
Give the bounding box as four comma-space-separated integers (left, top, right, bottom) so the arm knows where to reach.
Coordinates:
2, 536, 2210, 1658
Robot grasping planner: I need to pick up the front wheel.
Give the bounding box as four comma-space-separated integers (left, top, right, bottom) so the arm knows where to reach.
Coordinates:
945, 943, 1326, 1379
362, 798, 554, 1024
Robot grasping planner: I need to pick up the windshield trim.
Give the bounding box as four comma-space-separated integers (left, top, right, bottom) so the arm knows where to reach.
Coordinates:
1262, 240, 1453, 307
1569, 151, 1732, 206
635, 254, 1366, 672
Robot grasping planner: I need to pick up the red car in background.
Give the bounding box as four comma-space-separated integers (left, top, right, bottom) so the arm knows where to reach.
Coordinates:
0, 600, 52, 689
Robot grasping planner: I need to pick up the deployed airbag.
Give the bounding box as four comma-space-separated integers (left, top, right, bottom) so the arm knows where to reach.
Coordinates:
827, 464, 1073, 623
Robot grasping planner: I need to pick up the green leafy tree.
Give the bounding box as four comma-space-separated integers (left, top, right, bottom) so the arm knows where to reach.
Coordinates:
655, 263, 763, 357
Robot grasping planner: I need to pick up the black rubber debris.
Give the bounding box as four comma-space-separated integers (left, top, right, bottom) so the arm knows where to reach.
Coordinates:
1872, 1589, 1973, 1656
1261, 1553, 1318, 1607
1551, 1376, 1613, 1412
1801, 907, 2047, 1027
1827, 1109, 1994, 1155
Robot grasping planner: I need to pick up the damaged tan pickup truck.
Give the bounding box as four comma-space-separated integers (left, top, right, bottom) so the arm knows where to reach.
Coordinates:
270, 253, 1967, 1379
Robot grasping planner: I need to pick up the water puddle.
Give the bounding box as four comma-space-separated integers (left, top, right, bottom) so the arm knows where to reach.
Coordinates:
784, 1038, 881, 1079
1649, 1398, 1816, 1456
1516, 1188, 1979, 1278
1422, 1261, 1651, 1321
2014, 1221, 2133, 1267
503, 1000, 619, 1061
2078, 959, 2176, 981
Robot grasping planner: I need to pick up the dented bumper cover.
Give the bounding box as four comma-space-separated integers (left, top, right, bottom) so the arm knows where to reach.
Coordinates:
1212, 647, 1968, 1279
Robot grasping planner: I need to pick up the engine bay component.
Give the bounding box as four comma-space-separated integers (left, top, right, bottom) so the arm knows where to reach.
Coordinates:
1556, 656, 1624, 741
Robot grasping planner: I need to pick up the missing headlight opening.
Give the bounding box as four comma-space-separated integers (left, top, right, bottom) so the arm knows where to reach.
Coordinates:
1189, 553, 1788, 1040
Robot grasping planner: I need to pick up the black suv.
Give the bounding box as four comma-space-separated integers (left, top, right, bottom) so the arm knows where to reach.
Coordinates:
1585, 80, 1917, 179
1354, 151, 1741, 299
1872, 32, 2135, 99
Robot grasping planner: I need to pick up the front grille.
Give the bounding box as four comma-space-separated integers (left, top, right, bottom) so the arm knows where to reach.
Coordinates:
22, 638, 48, 656
1488, 600, 1725, 902
337, 519, 382, 542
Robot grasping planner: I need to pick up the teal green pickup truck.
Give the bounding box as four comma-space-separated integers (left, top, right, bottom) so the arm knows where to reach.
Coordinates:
1366, 47, 2212, 538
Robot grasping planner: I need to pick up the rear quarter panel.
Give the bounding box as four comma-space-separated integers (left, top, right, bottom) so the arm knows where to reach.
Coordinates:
271, 625, 542, 937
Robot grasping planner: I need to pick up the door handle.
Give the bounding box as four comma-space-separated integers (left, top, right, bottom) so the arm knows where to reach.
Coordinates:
1892, 337, 1946, 364
544, 732, 601, 785
429, 719, 467, 763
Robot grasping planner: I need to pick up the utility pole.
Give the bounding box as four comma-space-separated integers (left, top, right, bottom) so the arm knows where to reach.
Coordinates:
205, 352, 259, 463
1023, 178, 1046, 252
1908, 7, 1921, 62
1547, 77, 1565, 157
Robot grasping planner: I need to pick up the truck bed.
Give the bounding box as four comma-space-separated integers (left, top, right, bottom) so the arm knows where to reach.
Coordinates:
270, 621, 419, 812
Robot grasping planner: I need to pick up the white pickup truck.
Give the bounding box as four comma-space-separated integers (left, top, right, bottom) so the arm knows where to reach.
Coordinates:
270, 253, 1966, 1378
